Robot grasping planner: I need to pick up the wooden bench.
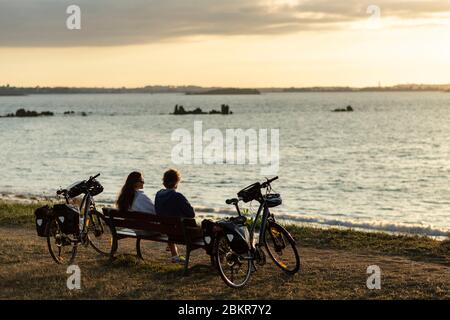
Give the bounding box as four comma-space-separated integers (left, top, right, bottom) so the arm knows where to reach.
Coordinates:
102, 208, 207, 275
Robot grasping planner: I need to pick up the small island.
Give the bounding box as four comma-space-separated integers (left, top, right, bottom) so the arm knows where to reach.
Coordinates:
172, 104, 233, 115
0, 93, 27, 96
186, 88, 260, 95
64, 110, 88, 116
333, 105, 354, 112
0, 108, 54, 118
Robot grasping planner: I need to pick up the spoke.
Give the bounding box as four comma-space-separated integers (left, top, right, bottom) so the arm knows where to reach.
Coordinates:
236, 265, 243, 275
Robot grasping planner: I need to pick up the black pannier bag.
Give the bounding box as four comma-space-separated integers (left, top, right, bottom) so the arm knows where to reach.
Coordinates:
34, 205, 53, 237
201, 219, 217, 255
237, 183, 262, 203
217, 219, 250, 255
53, 204, 80, 234
67, 181, 85, 198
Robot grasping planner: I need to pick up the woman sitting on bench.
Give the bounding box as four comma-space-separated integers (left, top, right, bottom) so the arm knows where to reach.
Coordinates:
155, 168, 195, 263
116, 171, 155, 214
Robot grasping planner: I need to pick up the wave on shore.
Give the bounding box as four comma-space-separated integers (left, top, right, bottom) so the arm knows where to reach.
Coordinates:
195, 206, 449, 238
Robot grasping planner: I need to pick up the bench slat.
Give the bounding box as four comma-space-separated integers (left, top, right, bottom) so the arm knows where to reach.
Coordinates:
112, 219, 181, 235
115, 230, 204, 247
102, 207, 205, 248
116, 229, 162, 238
103, 208, 184, 224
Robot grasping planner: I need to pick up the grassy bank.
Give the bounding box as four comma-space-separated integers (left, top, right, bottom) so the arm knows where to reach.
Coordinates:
0, 200, 44, 227
289, 226, 449, 267
0, 200, 449, 299
0, 200, 449, 266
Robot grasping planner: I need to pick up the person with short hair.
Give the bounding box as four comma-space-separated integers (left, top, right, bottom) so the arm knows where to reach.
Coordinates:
155, 169, 195, 218
155, 169, 195, 263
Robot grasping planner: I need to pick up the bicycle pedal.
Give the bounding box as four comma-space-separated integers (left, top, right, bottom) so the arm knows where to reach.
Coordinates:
255, 245, 266, 266
94, 229, 102, 237
80, 233, 89, 246
61, 238, 72, 246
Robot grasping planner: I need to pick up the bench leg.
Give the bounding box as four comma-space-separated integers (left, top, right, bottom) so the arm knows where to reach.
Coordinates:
210, 254, 217, 270
183, 246, 191, 276
136, 238, 143, 260
109, 236, 118, 263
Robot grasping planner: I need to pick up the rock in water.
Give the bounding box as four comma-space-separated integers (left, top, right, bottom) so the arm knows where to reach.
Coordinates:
333, 105, 354, 112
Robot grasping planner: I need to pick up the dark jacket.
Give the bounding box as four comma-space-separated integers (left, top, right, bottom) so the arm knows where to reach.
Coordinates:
155, 189, 195, 218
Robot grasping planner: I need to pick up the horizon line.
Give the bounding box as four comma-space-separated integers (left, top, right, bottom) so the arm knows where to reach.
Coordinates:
2, 83, 450, 90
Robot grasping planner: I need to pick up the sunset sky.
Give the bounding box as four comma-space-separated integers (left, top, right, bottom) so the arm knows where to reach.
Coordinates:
1, 0, 449, 88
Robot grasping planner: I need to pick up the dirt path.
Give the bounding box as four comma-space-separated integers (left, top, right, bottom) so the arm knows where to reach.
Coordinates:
0, 227, 448, 299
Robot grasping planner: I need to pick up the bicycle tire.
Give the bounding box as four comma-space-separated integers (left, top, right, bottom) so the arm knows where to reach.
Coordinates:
46, 218, 77, 265
264, 222, 300, 274
87, 211, 114, 256
214, 233, 252, 289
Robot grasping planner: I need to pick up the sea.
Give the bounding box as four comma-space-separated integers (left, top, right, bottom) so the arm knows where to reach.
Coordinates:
0, 92, 449, 237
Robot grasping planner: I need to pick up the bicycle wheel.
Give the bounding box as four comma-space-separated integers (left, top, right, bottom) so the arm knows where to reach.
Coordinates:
87, 210, 113, 255
46, 218, 77, 265
264, 222, 300, 274
214, 234, 252, 289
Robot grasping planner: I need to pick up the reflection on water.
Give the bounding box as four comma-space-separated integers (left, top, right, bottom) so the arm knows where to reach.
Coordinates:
0, 92, 449, 236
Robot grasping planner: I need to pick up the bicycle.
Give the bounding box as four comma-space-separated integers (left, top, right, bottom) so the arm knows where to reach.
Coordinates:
213, 176, 300, 288
45, 173, 113, 264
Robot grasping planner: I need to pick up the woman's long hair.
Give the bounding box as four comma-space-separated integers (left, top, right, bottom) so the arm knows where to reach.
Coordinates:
116, 172, 142, 212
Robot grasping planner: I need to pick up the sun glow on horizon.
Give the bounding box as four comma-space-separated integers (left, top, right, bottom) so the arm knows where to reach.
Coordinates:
1, 1, 449, 87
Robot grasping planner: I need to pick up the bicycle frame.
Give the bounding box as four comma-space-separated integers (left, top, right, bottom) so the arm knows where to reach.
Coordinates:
249, 201, 271, 250
62, 191, 95, 238
232, 195, 272, 254
79, 193, 92, 234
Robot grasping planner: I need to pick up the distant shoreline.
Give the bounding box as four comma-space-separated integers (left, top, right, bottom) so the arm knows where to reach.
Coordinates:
0, 90, 448, 96
1, 84, 450, 95
0, 93, 27, 96
186, 88, 260, 95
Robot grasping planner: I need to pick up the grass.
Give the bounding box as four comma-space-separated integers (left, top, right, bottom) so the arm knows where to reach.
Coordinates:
1, 200, 448, 265
288, 225, 450, 266
0, 200, 44, 227
0, 200, 449, 299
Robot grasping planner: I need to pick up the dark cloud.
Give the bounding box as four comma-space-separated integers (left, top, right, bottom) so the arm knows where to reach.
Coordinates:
0, 0, 448, 47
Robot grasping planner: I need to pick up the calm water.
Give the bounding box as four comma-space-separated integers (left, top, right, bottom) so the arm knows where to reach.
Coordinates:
0, 92, 449, 237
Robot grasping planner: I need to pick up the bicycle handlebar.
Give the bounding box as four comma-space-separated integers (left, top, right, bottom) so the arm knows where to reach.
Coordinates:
261, 176, 278, 188
89, 173, 101, 182
56, 189, 67, 196
56, 173, 100, 197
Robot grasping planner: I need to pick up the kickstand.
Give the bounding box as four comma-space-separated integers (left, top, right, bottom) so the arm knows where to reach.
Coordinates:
251, 261, 257, 273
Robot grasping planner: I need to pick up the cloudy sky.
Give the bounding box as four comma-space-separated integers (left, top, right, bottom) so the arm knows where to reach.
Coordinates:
1, 0, 449, 87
